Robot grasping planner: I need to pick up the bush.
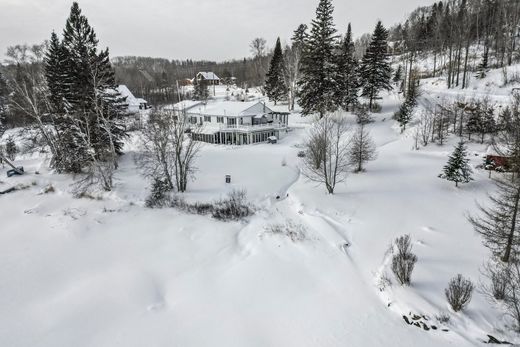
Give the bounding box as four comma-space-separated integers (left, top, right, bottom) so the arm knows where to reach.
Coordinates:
212, 189, 253, 221
297, 150, 306, 158
145, 178, 172, 208
265, 220, 306, 242
5, 136, 17, 161
391, 234, 418, 286
445, 274, 474, 312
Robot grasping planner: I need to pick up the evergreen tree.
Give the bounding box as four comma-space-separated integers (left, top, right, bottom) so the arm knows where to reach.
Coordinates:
58, 2, 127, 167
298, 0, 339, 118
393, 65, 403, 84
334, 23, 359, 111
0, 71, 8, 135
394, 79, 418, 132
292, 24, 308, 51
475, 51, 489, 79
265, 37, 287, 105
193, 78, 210, 102
439, 141, 473, 187
44, 32, 68, 114
359, 21, 392, 111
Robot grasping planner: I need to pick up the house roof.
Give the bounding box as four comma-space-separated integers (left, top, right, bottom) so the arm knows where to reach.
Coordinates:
184, 101, 274, 117
116, 85, 147, 106
197, 72, 220, 80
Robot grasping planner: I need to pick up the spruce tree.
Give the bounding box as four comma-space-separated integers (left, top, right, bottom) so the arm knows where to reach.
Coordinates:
193, 78, 210, 102
44, 32, 68, 114
393, 65, 403, 84
58, 2, 127, 166
265, 37, 287, 105
0, 71, 8, 134
298, 0, 338, 118
334, 23, 359, 111
394, 79, 419, 132
439, 141, 473, 187
359, 21, 392, 111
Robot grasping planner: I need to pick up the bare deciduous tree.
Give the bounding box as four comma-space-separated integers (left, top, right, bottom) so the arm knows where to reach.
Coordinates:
349, 123, 377, 172
469, 178, 520, 263
138, 109, 201, 193
301, 114, 352, 194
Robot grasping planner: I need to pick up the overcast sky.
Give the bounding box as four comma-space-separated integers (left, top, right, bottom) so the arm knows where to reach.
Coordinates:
0, 0, 434, 62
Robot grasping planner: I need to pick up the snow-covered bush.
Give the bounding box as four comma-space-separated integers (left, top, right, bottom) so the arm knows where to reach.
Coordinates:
5, 136, 17, 161
212, 189, 253, 221
445, 274, 474, 312
391, 234, 418, 286
145, 178, 173, 208
265, 220, 306, 242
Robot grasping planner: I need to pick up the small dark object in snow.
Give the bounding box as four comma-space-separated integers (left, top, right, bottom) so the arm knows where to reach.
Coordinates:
486, 335, 512, 344
412, 314, 421, 320
0, 187, 16, 195
403, 316, 411, 325
431, 325, 437, 330
7, 166, 24, 177
422, 323, 430, 331
225, 175, 231, 183
413, 322, 420, 327
276, 195, 280, 199
442, 329, 449, 332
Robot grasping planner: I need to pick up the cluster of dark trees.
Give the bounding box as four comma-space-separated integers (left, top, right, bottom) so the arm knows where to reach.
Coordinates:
390, 0, 520, 91
1, 3, 127, 193
265, 0, 393, 115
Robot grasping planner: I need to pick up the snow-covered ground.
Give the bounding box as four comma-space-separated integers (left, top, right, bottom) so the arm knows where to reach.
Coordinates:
1, 66, 520, 346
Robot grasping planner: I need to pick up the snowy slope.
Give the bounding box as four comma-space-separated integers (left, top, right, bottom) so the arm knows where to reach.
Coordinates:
0, 86, 518, 346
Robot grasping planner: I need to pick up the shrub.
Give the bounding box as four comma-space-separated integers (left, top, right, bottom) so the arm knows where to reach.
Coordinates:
391, 234, 418, 286
5, 136, 17, 161
265, 220, 306, 242
435, 312, 450, 324
212, 189, 253, 221
297, 150, 306, 158
445, 274, 474, 312
145, 178, 172, 208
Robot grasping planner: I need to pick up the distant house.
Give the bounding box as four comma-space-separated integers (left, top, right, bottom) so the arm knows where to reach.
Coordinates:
167, 100, 289, 145
117, 85, 149, 113
195, 72, 220, 85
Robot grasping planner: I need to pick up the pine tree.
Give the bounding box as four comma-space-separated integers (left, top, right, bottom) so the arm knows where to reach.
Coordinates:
193, 78, 210, 102
349, 123, 377, 172
298, 0, 339, 118
334, 23, 359, 111
359, 21, 392, 111
475, 51, 489, 79
439, 141, 473, 187
0, 71, 8, 135
393, 65, 403, 84
394, 79, 418, 132
44, 32, 68, 114
265, 37, 287, 105
57, 2, 127, 168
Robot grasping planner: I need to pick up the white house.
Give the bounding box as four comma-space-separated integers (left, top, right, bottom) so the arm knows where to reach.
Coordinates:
117, 85, 149, 113
195, 72, 220, 85
168, 100, 289, 145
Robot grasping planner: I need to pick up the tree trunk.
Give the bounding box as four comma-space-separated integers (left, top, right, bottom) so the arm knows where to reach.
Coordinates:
502, 185, 520, 263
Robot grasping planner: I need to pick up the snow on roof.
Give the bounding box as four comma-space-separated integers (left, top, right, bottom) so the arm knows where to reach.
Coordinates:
117, 85, 147, 106
166, 100, 204, 111
197, 72, 220, 80
186, 101, 273, 117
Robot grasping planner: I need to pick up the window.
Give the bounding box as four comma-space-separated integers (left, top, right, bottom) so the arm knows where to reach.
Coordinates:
190, 117, 197, 124
204, 116, 211, 122
217, 117, 224, 123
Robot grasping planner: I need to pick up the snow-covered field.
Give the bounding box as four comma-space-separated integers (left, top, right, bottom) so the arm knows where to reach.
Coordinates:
1, 69, 520, 346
